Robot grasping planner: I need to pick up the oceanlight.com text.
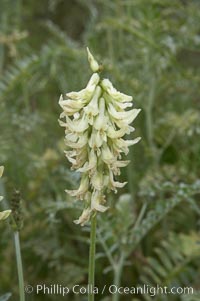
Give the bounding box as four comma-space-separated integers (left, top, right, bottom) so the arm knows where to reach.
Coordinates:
25, 284, 194, 297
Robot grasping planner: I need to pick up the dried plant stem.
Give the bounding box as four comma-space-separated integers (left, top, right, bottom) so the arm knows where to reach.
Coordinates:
88, 213, 97, 301
14, 231, 25, 301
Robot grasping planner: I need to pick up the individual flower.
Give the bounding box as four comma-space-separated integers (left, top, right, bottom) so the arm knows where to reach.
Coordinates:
0, 166, 11, 221
59, 49, 141, 225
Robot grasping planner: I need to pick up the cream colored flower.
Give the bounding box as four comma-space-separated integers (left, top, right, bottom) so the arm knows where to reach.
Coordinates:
74, 207, 92, 226
59, 48, 141, 225
0, 166, 11, 221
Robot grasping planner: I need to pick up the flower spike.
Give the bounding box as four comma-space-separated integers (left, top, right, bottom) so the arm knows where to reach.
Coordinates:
59, 49, 141, 225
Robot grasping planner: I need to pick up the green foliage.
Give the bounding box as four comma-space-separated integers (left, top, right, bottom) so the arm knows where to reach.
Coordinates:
139, 232, 200, 301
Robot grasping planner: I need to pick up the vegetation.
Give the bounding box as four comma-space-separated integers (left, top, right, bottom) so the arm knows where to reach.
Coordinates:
0, 1, 200, 300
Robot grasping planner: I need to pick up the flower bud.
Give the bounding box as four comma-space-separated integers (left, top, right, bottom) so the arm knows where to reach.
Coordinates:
87, 47, 100, 72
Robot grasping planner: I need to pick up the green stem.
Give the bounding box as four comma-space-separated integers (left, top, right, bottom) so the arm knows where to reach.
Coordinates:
98, 230, 115, 267
14, 231, 25, 301
133, 202, 147, 230
112, 252, 125, 301
146, 75, 156, 150
88, 213, 97, 301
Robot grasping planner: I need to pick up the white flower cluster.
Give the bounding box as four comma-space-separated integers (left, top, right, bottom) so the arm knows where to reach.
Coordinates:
0, 166, 11, 221
59, 49, 141, 226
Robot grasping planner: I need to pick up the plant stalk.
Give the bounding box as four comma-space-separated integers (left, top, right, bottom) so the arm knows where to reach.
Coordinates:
133, 202, 147, 230
112, 252, 125, 301
88, 213, 97, 301
14, 231, 25, 301
146, 75, 156, 151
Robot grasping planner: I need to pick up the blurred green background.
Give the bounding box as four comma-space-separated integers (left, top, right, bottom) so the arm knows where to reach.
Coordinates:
0, 0, 200, 300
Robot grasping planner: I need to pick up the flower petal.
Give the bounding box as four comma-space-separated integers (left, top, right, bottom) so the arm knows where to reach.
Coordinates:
78, 149, 97, 173
0, 210, 11, 221
65, 174, 89, 200
64, 114, 89, 133
67, 73, 100, 101
74, 207, 91, 226
101, 79, 132, 102
91, 171, 104, 190
0, 166, 4, 178
84, 86, 101, 117
108, 170, 127, 192
101, 143, 115, 164
91, 191, 108, 212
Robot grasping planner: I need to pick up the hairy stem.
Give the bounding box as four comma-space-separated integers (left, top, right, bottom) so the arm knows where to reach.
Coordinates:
88, 213, 97, 301
14, 231, 25, 301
